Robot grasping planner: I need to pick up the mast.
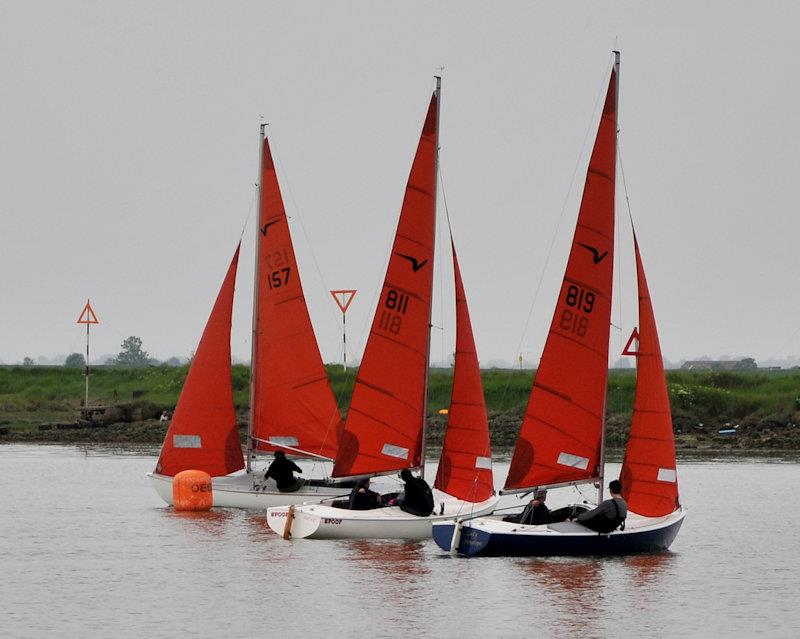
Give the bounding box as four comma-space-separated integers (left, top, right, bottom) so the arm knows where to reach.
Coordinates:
597, 50, 621, 504
419, 75, 441, 480
247, 123, 267, 473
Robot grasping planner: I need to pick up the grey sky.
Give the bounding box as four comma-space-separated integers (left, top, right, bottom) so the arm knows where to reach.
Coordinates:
2, 2, 798, 367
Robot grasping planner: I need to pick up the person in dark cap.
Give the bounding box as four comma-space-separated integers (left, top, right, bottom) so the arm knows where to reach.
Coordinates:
396, 468, 434, 516
569, 479, 627, 533
263, 450, 304, 492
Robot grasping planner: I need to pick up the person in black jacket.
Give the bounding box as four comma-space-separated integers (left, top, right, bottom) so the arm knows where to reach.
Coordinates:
348, 478, 382, 510
263, 450, 304, 492
397, 469, 434, 516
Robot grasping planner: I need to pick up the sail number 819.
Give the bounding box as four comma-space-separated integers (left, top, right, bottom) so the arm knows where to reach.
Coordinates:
560, 285, 594, 337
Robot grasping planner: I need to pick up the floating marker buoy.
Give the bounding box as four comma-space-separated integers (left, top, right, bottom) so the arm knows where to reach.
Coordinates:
173, 469, 213, 511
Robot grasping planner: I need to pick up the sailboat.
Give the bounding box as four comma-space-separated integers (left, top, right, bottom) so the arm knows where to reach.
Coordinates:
266, 79, 499, 540
432, 52, 686, 556
148, 129, 352, 509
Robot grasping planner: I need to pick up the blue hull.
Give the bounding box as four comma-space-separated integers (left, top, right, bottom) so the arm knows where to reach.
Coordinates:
433, 514, 685, 557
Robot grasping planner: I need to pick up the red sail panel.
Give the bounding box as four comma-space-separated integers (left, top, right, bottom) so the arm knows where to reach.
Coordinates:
434, 241, 494, 502
251, 136, 343, 459
333, 94, 438, 478
620, 233, 679, 516
505, 69, 618, 491
156, 246, 244, 477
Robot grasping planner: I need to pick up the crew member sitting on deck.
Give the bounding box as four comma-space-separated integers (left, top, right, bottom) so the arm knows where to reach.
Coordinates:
263, 450, 304, 492
504, 489, 550, 525
569, 479, 627, 533
396, 469, 434, 517
348, 478, 382, 510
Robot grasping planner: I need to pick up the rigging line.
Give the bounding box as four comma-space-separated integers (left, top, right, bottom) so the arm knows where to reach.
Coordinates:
512, 57, 618, 362
239, 181, 258, 241
268, 128, 341, 332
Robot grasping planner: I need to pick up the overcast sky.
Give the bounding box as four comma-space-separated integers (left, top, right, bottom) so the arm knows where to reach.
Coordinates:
2, 2, 799, 367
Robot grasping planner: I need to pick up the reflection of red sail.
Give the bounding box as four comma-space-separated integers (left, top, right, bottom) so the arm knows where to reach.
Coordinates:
333, 93, 438, 478
506, 69, 618, 490
434, 241, 493, 501
251, 136, 343, 460
620, 233, 679, 516
157, 246, 244, 477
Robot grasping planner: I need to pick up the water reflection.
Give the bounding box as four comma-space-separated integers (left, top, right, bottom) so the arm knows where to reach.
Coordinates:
244, 512, 276, 541
622, 552, 676, 586
343, 540, 429, 582
162, 508, 233, 536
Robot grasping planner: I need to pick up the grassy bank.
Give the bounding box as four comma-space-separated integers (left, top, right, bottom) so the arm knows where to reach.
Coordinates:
1, 365, 799, 449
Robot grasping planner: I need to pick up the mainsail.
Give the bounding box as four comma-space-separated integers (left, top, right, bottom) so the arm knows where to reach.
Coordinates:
619, 232, 680, 516
505, 66, 618, 491
250, 135, 343, 460
156, 245, 244, 477
434, 240, 494, 502
332, 91, 439, 478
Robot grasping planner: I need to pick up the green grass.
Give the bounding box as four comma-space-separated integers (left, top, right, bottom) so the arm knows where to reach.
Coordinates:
2, 365, 800, 429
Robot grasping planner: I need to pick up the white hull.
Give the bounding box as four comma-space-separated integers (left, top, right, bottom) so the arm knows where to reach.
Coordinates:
147, 472, 351, 510
267, 494, 500, 540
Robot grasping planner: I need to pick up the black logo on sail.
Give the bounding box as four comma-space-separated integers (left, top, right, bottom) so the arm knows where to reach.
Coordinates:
577, 242, 608, 264
396, 253, 428, 272
260, 220, 280, 236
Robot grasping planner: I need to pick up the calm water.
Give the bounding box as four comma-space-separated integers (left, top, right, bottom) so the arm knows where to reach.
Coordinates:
1, 444, 799, 639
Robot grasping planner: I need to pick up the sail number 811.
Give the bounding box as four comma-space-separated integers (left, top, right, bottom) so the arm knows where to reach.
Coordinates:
560, 285, 594, 337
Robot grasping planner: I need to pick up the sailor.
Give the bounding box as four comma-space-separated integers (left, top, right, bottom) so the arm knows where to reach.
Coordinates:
519, 488, 550, 525
570, 479, 627, 533
396, 468, 434, 516
263, 450, 304, 492
348, 478, 382, 510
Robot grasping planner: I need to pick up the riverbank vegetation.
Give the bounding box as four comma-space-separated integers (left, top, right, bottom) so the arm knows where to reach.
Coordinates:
1, 365, 799, 450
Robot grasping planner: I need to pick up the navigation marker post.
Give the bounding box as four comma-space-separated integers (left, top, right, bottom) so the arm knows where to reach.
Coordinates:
76, 299, 100, 408
330, 290, 357, 370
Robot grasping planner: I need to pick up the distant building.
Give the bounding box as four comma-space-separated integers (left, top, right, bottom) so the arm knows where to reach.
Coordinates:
680, 360, 743, 371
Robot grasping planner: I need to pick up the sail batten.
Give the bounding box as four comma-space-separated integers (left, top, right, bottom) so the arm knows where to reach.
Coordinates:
251, 136, 343, 460
332, 93, 439, 479
505, 67, 618, 492
156, 246, 244, 477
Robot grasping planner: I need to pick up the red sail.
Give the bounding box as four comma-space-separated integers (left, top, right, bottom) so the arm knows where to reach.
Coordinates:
434, 241, 494, 502
333, 93, 438, 478
620, 233, 679, 516
156, 246, 244, 477
251, 136, 343, 459
505, 68, 618, 491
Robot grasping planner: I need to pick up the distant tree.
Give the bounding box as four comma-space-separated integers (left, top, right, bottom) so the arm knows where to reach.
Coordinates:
115, 336, 150, 367
22, 356, 34, 366
65, 353, 86, 368
736, 357, 758, 370
164, 356, 183, 367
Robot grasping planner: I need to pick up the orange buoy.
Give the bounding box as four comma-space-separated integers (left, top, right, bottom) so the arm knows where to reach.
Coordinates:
172, 469, 213, 511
